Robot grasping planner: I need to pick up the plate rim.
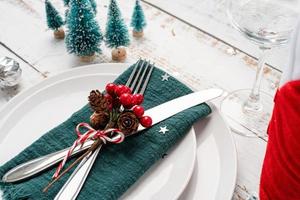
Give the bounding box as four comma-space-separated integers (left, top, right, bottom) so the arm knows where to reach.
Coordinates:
0, 63, 198, 200
209, 103, 237, 200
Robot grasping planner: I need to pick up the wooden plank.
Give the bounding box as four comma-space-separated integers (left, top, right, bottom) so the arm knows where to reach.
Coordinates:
0, 0, 281, 90
144, 0, 293, 71
232, 134, 266, 200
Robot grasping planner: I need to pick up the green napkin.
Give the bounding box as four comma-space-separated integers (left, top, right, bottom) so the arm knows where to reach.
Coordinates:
0, 64, 211, 200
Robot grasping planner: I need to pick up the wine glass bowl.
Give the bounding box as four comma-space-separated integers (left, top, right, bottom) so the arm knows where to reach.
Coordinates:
222, 0, 300, 137
228, 0, 299, 47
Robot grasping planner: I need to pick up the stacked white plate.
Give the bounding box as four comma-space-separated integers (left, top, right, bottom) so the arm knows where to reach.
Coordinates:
0, 63, 237, 200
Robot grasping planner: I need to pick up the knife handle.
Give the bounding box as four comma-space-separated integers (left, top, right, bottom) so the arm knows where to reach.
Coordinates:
2, 140, 94, 183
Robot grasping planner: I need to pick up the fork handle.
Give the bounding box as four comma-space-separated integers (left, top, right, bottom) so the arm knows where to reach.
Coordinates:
2, 140, 94, 183
54, 145, 102, 200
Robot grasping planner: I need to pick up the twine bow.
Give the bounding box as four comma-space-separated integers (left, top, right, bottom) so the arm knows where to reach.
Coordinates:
53, 122, 125, 178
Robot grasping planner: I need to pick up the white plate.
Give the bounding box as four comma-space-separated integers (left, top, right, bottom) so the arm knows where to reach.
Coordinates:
0, 64, 196, 200
0, 63, 237, 200
179, 105, 237, 200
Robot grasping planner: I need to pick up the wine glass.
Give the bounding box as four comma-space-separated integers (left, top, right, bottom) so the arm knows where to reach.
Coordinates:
221, 0, 299, 138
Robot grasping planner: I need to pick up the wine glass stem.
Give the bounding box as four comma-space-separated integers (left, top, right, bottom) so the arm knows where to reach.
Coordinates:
243, 47, 270, 112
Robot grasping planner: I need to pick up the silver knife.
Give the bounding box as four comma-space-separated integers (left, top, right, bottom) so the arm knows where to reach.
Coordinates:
2, 88, 223, 183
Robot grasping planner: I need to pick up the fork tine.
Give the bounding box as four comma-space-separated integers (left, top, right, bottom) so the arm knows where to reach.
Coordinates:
126, 59, 154, 96
139, 62, 154, 95
133, 62, 150, 94
129, 60, 146, 91
125, 59, 142, 87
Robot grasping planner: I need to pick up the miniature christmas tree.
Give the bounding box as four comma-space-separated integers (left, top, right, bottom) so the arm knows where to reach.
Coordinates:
62, 0, 70, 24
64, 0, 96, 27
105, 0, 130, 61
131, 0, 146, 38
64, 8, 69, 24
89, 0, 97, 14
65, 0, 103, 62
45, 0, 65, 39
63, 0, 70, 6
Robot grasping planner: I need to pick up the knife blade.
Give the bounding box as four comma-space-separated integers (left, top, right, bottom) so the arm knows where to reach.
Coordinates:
2, 88, 223, 183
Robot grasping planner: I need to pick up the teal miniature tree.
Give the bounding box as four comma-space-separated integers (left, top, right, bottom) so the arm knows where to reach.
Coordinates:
45, 0, 65, 39
89, 0, 97, 14
130, 0, 146, 37
64, 0, 96, 26
105, 0, 130, 61
105, 0, 130, 48
65, 0, 103, 61
62, 0, 70, 24
64, 8, 69, 24
63, 0, 70, 6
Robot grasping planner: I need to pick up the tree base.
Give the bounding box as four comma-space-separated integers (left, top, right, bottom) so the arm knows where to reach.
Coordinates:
132, 30, 144, 38
112, 47, 127, 62
54, 28, 65, 39
80, 53, 95, 62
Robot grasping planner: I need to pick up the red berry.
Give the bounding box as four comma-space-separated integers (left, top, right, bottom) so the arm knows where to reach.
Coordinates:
106, 83, 116, 95
119, 93, 133, 107
133, 106, 144, 118
124, 86, 132, 94
115, 85, 127, 97
104, 93, 113, 104
140, 116, 152, 127
132, 94, 144, 105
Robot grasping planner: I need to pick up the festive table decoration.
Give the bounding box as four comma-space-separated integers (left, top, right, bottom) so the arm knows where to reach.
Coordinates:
62, 0, 70, 25
45, 0, 65, 39
89, 0, 97, 14
44, 83, 152, 190
131, 0, 147, 38
0, 65, 212, 200
111, 46, 127, 61
161, 73, 170, 81
0, 57, 22, 88
260, 20, 300, 200
105, 0, 130, 62
64, 0, 96, 25
158, 126, 169, 134
65, 0, 103, 62
64, 8, 69, 24
260, 81, 300, 200
63, 0, 70, 6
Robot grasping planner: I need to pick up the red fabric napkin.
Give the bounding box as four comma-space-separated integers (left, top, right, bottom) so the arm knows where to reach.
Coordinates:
260, 80, 300, 200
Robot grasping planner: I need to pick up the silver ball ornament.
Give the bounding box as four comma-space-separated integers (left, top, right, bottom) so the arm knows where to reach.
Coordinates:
0, 57, 22, 87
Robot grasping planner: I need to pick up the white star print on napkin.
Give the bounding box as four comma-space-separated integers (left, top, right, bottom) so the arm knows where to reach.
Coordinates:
161, 73, 170, 81
159, 126, 169, 134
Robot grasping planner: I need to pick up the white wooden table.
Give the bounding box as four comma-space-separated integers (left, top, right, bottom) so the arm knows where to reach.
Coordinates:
0, 0, 285, 199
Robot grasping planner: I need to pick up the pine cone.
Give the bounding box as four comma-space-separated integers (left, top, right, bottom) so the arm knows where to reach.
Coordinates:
117, 111, 139, 135
88, 90, 109, 112
90, 112, 109, 130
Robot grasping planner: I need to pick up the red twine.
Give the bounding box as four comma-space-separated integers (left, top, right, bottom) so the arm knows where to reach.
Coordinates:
53, 122, 125, 178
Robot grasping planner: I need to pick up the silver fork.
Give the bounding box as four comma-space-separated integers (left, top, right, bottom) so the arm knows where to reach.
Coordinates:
54, 60, 154, 200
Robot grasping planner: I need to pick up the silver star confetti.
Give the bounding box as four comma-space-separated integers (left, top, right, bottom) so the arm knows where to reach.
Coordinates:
161, 73, 170, 81
159, 126, 169, 134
